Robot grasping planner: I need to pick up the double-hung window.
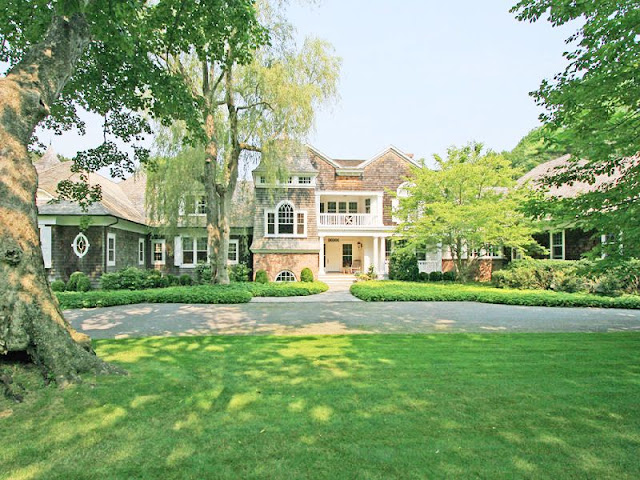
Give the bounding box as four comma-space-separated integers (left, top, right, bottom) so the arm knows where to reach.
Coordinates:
228, 239, 239, 264
265, 202, 306, 237
107, 233, 116, 267
138, 238, 145, 265
183, 237, 208, 265
152, 239, 166, 265
551, 231, 565, 260
327, 202, 337, 213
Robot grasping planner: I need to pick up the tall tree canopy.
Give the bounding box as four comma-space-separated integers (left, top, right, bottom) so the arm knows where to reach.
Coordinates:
512, 0, 640, 260
0, 0, 266, 380
145, 5, 340, 284
396, 143, 537, 281
504, 126, 567, 173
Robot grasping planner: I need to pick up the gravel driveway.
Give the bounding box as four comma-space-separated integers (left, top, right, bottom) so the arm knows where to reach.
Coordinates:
66, 300, 640, 339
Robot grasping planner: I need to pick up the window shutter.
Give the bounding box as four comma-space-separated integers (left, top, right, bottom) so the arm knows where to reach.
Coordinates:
39, 225, 52, 268
174, 236, 183, 266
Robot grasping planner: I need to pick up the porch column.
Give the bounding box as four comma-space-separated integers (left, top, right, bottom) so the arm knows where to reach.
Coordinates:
379, 236, 386, 275
319, 236, 325, 275
373, 235, 379, 275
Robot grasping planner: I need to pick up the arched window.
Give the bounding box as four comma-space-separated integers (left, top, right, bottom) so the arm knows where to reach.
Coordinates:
265, 201, 307, 237
275, 270, 296, 282
278, 203, 294, 234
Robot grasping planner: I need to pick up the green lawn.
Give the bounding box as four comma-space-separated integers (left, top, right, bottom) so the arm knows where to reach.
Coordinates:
351, 280, 640, 309
2, 334, 639, 479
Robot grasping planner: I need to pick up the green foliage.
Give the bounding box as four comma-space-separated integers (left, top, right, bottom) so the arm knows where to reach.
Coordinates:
442, 271, 457, 282
67, 272, 90, 292
350, 281, 640, 309
491, 259, 589, 292
397, 142, 537, 282
195, 264, 213, 285
389, 250, 420, 282
511, 1, 640, 261
428, 271, 444, 282
247, 282, 328, 297
75, 276, 92, 293
165, 274, 180, 287
179, 274, 193, 286
300, 267, 314, 283
229, 264, 251, 283
56, 285, 253, 309
254, 270, 269, 284
100, 268, 168, 291
503, 126, 567, 172
50, 280, 66, 292
356, 265, 377, 282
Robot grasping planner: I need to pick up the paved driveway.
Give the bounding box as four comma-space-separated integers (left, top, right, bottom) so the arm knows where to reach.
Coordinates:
66, 301, 640, 339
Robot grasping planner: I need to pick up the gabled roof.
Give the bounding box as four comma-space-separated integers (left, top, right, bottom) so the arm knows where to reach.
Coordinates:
34, 145, 62, 173
254, 153, 318, 174
518, 154, 629, 198
307, 144, 421, 172
358, 145, 421, 169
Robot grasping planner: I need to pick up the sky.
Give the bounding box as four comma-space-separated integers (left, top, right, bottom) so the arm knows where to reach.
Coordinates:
34, 0, 575, 166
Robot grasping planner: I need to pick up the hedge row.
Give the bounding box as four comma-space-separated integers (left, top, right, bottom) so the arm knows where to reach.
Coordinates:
247, 281, 328, 297
56, 281, 329, 309
350, 281, 640, 309
56, 285, 253, 310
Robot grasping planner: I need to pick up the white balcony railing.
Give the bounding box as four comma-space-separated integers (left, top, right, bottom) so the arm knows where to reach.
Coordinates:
319, 213, 377, 227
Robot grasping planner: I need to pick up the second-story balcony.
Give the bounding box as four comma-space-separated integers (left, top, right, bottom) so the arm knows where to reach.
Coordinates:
319, 213, 377, 227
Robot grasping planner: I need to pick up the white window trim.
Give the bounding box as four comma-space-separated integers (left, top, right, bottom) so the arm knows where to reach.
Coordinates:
180, 236, 209, 268
264, 201, 307, 238
179, 195, 207, 217
550, 230, 566, 260
255, 174, 317, 188
228, 239, 239, 265
275, 270, 297, 282
107, 232, 116, 267
152, 238, 166, 266
138, 238, 145, 266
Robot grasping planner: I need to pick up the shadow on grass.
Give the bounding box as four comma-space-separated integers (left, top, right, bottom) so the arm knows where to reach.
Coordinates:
1, 333, 639, 479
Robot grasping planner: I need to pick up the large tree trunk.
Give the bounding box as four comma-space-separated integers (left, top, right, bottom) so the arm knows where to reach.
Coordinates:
0, 14, 118, 381
214, 187, 231, 284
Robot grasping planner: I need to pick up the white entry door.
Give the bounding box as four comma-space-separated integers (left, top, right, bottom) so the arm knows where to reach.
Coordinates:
325, 239, 342, 272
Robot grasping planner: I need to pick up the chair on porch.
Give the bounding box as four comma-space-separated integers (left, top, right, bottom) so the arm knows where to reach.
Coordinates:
349, 259, 362, 274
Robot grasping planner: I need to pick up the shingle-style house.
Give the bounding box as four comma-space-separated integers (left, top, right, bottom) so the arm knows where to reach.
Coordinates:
34, 144, 618, 285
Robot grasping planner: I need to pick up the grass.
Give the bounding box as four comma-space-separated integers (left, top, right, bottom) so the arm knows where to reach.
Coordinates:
55, 281, 328, 310
1, 333, 639, 479
351, 280, 640, 308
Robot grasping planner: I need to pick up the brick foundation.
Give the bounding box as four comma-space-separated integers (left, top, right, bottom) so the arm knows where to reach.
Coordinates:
442, 259, 505, 282
253, 253, 319, 281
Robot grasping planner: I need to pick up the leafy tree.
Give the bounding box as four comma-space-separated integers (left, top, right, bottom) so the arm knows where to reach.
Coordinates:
146, 6, 340, 283
504, 126, 567, 172
511, 0, 640, 260
0, 1, 265, 381
396, 143, 537, 282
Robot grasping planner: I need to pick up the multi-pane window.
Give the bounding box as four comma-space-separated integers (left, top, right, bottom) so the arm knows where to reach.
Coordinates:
348, 202, 358, 213
152, 239, 165, 264
551, 231, 564, 259
107, 233, 116, 266
265, 202, 306, 237
365, 199, 371, 214
320, 203, 325, 213
267, 212, 275, 235
138, 238, 145, 265
183, 237, 208, 265
275, 270, 296, 282
184, 195, 206, 215
327, 202, 337, 213
228, 239, 238, 264
342, 243, 353, 267
196, 197, 206, 215
287, 177, 294, 184
298, 176, 311, 184
338, 202, 347, 213
258, 176, 266, 184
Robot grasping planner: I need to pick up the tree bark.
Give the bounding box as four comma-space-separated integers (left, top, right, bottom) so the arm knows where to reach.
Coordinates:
0, 14, 119, 381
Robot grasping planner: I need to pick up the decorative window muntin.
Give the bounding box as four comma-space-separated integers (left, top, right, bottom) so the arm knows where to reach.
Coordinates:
275, 270, 296, 282
72, 232, 90, 259
278, 203, 294, 234
138, 238, 145, 265
264, 201, 306, 237
298, 176, 311, 184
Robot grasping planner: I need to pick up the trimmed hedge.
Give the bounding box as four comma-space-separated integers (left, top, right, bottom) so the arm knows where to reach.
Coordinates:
350, 281, 640, 309
56, 285, 252, 310
300, 267, 314, 283
248, 281, 328, 297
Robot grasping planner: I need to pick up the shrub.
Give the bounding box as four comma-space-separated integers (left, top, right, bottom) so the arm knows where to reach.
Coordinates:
179, 274, 193, 286
75, 276, 92, 292
442, 271, 457, 282
66, 271, 87, 292
50, 280, 66, 292
56, 285, 253, 309
349, 281, 640, 309
429, 271, 444, 282
300, 267, 314, 283
248, 281, 328, 297
389, 250, 420, 282
166, 274, 180, 286
195, 264, 212, 284
491, 259, 588, 292
100, 267, 168, 290
230, 264, 251, 283
255, 270, 269, 283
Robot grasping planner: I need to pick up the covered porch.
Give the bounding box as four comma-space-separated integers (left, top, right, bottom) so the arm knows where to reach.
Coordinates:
318, 235, 390, 277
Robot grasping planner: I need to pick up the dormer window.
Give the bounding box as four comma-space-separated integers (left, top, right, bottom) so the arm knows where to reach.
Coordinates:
265, 201, 307, 237
258, 175, 266, 184
287, 176, 294, 184
182, 195, 206, 216
298, 176, 311, 184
